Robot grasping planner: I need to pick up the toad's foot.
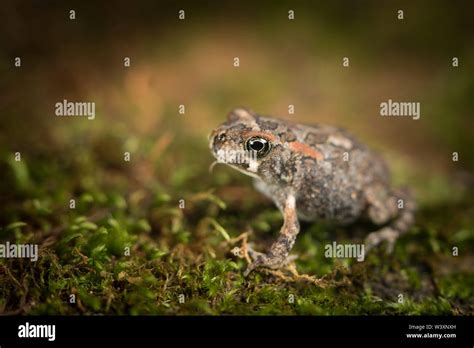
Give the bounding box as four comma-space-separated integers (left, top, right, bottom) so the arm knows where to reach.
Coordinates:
244, 195, 300, 277
364, 187, 416, 254
244, 244, 298, 276
364, 227, 399, 253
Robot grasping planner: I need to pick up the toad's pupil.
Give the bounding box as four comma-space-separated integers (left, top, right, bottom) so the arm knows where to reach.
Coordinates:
250, 140, 264, 151
246, 137, 270, 156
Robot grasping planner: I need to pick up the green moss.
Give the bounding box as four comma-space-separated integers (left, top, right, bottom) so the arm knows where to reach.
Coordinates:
1, 136, 473, 316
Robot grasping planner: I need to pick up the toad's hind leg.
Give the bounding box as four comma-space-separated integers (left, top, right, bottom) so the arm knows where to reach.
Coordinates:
364, 185, 416, 253
244, 195, 300, 276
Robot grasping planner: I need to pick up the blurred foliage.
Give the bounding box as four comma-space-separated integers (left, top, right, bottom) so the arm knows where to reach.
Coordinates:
0, 0, 473, 315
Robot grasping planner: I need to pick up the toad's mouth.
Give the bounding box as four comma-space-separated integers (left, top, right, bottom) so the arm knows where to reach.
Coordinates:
208, 158, 261, 180
227, 163, 260, 179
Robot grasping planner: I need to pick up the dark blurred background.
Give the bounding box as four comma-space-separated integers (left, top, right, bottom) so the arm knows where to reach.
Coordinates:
1, 0, 473, 216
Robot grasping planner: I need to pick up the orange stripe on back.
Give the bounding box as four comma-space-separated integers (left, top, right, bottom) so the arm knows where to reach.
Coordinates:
288, 141, 324, 160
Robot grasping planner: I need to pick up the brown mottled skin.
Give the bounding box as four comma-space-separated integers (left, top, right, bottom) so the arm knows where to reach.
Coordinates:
209, 108, 415, 275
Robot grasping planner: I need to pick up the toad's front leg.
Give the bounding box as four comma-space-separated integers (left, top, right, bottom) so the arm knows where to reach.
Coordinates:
244, 195, 300, 276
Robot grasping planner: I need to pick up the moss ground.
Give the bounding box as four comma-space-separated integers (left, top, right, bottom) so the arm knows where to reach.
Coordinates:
1, 134, 472, 315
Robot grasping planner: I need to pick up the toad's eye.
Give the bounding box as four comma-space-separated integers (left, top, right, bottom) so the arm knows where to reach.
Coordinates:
245, 137, 271, 157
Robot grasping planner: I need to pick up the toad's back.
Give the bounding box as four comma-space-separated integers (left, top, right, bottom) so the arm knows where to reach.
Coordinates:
255, 116, 392, 223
